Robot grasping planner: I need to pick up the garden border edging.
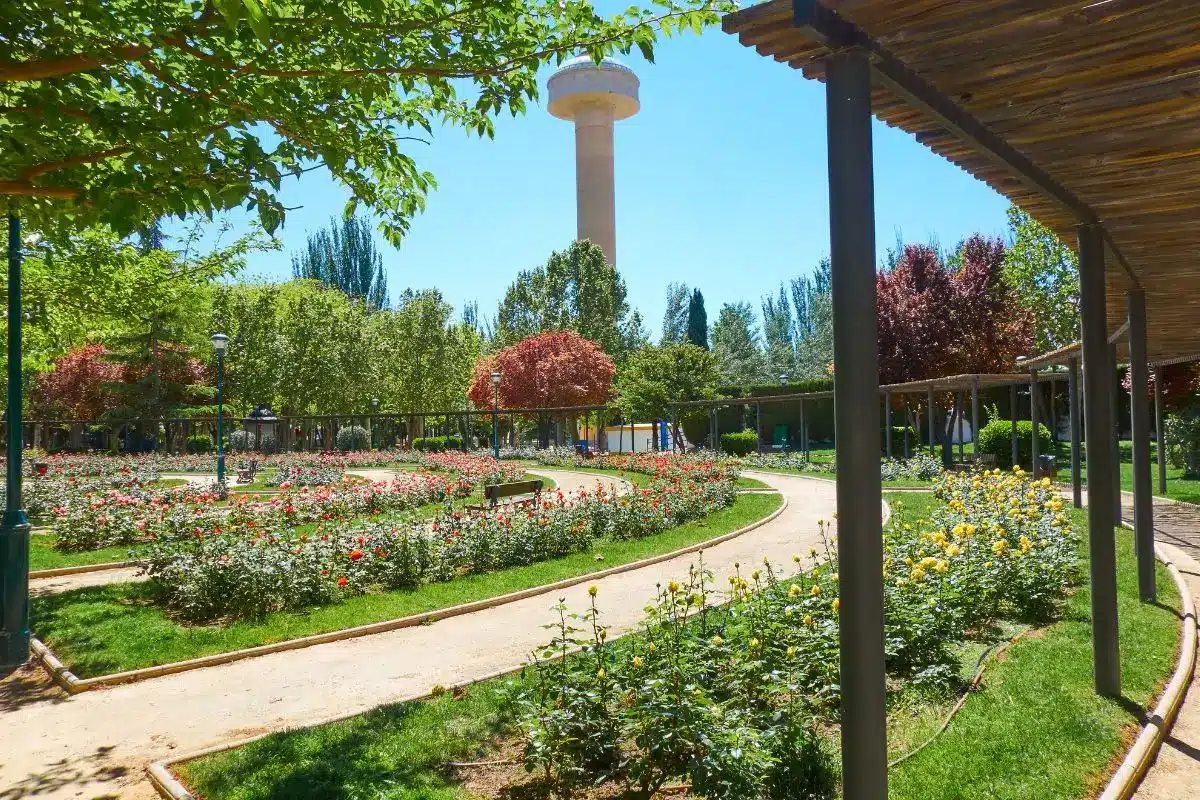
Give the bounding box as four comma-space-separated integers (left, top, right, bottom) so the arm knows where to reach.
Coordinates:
30, 559, 139, 579
33, 491, 789, 694
1096, 539, 1197, 800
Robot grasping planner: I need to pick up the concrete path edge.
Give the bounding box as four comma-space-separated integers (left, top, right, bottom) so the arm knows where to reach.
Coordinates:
33, 492, 789, 694
30, 559, 140, 579
1097, 539, 1197, 800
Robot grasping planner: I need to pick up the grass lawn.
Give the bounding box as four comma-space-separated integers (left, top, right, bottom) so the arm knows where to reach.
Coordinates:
178, 494, 1180, 800
30, 536, 149, 572
31, 492, 783, 678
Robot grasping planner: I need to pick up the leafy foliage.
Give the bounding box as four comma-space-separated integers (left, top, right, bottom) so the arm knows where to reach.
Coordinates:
660, 281, 690, 345
1002, 206, 1080, 351
31, 345, 121, 419
615, 343, 717, 424
711, 302, 765, 386
1, 0, 731, 238
335, 425, 370, 452
720, 430, 758, 456
291, 213, 389, 309
977, 420, 1052, 470
877, 237, 1033, 384
494, 240, 644, 361
468, 331, 615, 410
686, 287, 708, 349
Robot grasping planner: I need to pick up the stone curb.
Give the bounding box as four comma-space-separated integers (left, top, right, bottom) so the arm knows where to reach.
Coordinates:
30, 559, 140, 579
33, 491, 789, 694
1097, 539, 1197, 800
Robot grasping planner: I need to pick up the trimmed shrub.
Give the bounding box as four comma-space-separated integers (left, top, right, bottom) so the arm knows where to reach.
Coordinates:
185, 433, 213, 454
720, 430, 759, 456
335, 424, 370, 452
978, 419, 1052, 469
227, 430, 251, 452
883, 425, 918, 453
226, 429, 278, 453
413, 436, 462, 453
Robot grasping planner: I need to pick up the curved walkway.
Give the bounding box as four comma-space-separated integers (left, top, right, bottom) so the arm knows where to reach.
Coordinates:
0, 470, 838, 800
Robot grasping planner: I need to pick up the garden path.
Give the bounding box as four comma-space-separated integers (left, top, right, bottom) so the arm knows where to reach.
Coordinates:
26, 467, 613, 598
0, 470, 836, 800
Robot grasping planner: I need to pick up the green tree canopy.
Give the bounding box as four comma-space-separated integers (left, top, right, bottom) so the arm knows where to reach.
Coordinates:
1, 0, 728, 238
494, 239, 641, 361
710, 302, 764, 386
1002, 205, 1080, 351
685, 288, 708, 349
292, 214, 390, 308
761, 285, 795, 378
615, 342, 716, 424
660, 281, 689, 344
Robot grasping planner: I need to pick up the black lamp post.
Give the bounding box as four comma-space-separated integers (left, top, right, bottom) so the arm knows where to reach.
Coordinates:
211, 333, 229, 486
1, 212, 30, 669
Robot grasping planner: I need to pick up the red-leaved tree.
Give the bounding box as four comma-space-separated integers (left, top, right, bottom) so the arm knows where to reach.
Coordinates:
1124, 361, 1200, 411
32, 345, 123, 419
877, 237, 1033, 384
468, 331, 615, 410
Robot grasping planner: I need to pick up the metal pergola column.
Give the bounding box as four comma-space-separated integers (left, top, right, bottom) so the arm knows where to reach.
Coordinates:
1030, 369, 1040, 474
927, 386, 935, 455
1110, 343, 1122, 522
1010, 384, 1019, 467
884, 392, 892, 459
1079, 221, 1121, 698
1069, 358, 1083, 508
825, 47, 887, 798
1127, 289, 1155, 602
1153, 368, 1167, 494
971, 378, 980, 458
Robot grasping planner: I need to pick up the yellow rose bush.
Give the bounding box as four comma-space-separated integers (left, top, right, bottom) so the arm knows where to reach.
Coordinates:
514, 469, 1079, 798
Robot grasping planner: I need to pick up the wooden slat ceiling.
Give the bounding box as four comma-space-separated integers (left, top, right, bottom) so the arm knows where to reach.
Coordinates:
722, 0, 1200, 363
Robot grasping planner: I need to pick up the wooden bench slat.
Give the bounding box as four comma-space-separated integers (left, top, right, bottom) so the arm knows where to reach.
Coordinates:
484, 479, 543, 502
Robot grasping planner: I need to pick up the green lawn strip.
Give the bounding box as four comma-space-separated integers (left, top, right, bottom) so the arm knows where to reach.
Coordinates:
887, 509, 1180, 800
182, 496, 1179, 800
31, 493, 783, 678
30, 537, 150, 572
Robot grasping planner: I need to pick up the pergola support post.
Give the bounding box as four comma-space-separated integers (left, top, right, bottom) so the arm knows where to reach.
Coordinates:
1154, 368, 1166, 494
884, 392, 892, 459
1079, 221, 1121, 698
1069, 358, 1083, 508
1010, 383, 1019, 467
902, 395, 911, 458
825, 47, 887, 799
801, 398, 809, 458
1110, 343, 1122, 522
1030, 370, 1040, 475
971, 378, 980, 462
926, 386, 935, 455
1127, 290, 1155, 602
756, 402, 763, 454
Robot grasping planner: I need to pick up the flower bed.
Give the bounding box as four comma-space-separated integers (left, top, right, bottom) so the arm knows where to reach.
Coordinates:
47, 455, 527, 553
737, 450, 943, 481
268, 465, 344, 487
142, 460, 739, 622
509, 468, 1078, 798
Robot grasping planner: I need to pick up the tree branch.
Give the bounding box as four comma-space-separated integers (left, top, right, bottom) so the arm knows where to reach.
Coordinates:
19, 146, 131, 180
0, 181, 81, 199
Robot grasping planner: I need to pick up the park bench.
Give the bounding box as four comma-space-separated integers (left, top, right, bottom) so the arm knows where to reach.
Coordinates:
235, 459, 259, 484
470, 479, 544, 511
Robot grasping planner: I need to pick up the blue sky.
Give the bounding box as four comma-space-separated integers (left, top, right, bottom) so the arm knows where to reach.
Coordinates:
197, 22, 1010, 339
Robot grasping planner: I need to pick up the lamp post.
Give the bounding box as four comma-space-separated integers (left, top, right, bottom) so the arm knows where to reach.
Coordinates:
371, 397, 379, 449
211, 333, 229, 487
491, 371, 501, 459
1, 212, 30, 668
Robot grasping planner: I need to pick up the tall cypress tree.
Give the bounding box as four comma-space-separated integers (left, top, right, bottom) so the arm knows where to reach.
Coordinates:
292, 214, 390, 309
686, 288, 708, 350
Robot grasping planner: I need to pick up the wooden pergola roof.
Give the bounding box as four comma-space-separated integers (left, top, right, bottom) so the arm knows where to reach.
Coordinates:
723, 0, 1200, 363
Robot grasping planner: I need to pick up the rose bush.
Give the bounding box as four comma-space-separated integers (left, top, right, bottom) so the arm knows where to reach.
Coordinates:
513, 467, 1079, 797
142, 459, 738, 622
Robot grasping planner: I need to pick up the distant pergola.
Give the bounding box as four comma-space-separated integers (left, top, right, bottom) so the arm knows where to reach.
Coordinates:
722, 2, 1200, 796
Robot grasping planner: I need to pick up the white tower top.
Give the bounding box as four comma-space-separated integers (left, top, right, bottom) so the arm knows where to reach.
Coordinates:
547, 56, 640, 121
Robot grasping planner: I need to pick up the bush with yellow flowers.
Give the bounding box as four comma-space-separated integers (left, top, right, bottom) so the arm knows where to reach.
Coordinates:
513, 469, 1078, 799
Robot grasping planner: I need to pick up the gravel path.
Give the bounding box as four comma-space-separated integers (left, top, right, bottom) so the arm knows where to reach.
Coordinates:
1, 468, 815, 800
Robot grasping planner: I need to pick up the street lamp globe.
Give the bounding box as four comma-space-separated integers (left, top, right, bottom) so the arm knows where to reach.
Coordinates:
490, 371, 501, 386
371, 397, 379, 411
211, 333, 230, 354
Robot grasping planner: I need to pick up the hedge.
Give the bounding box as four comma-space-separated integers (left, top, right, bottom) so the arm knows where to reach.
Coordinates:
978, 419, 1052, 469
720, 430, 759, 456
